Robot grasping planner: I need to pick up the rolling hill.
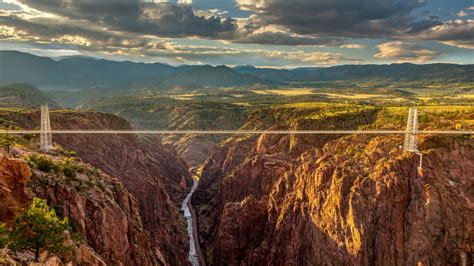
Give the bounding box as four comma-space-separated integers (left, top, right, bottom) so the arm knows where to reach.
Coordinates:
162, 65, 273, 87
0, 83, 61, 108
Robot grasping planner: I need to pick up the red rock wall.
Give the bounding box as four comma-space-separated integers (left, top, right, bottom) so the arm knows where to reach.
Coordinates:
49, 112, 193, 265
0, 154, 164, 265
2, 110, 193, 265
0, 155, 31, 223
193, 115, 473, 265
29, 161, 165, 265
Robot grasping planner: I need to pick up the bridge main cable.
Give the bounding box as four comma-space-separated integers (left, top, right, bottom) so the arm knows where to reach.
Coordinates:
0, 129, 472, 135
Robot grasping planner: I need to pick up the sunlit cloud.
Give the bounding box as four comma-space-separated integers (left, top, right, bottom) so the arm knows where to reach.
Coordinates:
457, 10, 468, 17
177, 0, 192, 5
374, 42, 441, 63
413, 19, 474, 49
340, 44, 366, 49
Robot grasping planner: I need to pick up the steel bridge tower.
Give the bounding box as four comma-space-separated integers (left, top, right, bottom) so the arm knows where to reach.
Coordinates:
40, 104, 53, 151
404, 108, 423, 171
404, 108, 418, 152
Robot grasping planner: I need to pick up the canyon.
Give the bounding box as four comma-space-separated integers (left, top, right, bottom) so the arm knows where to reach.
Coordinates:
1, 105, 473, 265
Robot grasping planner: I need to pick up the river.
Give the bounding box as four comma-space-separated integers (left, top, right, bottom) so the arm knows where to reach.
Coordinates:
181, 178, 200, 266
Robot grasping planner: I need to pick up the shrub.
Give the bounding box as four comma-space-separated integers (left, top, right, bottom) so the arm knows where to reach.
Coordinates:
9, 198, 72, 261
27, 155, 57, 173
23, 134, 34, 142
27, 154, 81, 180
62, 164, 77, 179
60, 157, 78, 179
36, 158, 55, 172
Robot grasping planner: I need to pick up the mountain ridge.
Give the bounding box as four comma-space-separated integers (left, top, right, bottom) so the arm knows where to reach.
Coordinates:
0, 83, 61, 108
1, 51, 472, 89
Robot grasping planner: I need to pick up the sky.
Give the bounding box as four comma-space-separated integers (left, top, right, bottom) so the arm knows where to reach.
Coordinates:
0, 0, 473, 67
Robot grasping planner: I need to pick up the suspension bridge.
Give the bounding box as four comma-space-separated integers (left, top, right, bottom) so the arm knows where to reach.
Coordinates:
1, 105, 472, 164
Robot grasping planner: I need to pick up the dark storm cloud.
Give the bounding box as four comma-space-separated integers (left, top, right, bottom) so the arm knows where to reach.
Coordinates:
236, 0, 439, 38
16, 0, 237, 38
140, 3, 236, 38
233, 0, 474, 48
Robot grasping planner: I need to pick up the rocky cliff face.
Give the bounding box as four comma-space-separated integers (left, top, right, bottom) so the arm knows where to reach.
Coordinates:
2, 110, 193, 265
51, 112, 192, 265
0, 152, 163, 265
0, 155, 31, 223
192, 107, 473, 265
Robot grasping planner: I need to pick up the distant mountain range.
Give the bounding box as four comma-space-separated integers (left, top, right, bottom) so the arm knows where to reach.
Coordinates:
0, 51, 472, 89
233, 64, 474, 83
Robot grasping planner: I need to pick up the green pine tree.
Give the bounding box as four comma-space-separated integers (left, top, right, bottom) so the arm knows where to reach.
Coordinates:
10, 198, 71, 261
0, 134, 16, 154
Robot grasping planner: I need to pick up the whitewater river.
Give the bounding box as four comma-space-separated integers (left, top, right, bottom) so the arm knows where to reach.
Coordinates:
181, 178, 200, 266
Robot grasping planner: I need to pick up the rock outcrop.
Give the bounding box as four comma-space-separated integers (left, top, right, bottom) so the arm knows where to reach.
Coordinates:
193, 107, 474, 265
29, 155, 165, 265
0, 152, 162, 265
0, 155, 31, 222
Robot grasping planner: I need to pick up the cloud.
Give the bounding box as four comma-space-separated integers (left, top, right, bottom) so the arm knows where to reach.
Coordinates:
0, 0, 471, 63
235, 30, 348, 46
0, 0, 377, 47
0, 11, 360, 67
413, 19, 474, 49
123, 43, 361, 66
457, 10, 468, 17
250, 49, 361, 65
233, 0, 472, 50
15, 0, 237, 38
0, 12, 170, 51
374, 42, 441, 63
235, 0, 438, 38
230, 14, 357, 47
140, 3, 236, 37
195, 8, 228, 17
340, 44, 366, 49
177, 0, 192, 5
